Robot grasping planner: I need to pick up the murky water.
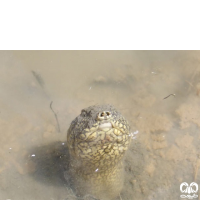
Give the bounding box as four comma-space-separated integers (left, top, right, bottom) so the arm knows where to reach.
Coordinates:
0, 51, 200, 200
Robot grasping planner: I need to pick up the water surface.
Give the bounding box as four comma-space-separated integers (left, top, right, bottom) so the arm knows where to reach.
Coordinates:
0, 51, 200, 200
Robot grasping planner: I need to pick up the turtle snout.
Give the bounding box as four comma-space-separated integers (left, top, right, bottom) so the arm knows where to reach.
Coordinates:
97, 111, 112, 121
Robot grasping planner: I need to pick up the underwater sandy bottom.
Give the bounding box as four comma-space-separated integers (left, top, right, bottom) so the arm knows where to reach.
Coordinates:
0, 51, 200, 200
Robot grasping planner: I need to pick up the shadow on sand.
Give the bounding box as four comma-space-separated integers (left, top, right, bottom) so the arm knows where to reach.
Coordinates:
27, 141, 100, 200
28, 141, 71, 187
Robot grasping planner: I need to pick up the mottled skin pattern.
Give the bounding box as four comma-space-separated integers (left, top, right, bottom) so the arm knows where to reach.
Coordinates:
67, 105, 131, 199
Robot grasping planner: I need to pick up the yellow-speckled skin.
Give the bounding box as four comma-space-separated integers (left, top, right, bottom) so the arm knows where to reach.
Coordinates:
67, 105, 131, 199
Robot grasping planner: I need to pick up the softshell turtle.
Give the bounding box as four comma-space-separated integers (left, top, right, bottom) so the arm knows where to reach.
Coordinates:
66, 105, 131, 199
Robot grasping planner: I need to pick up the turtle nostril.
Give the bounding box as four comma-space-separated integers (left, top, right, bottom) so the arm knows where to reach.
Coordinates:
100, 112, 105, 117
98, 111, 111, 119
106, 112, 110, 116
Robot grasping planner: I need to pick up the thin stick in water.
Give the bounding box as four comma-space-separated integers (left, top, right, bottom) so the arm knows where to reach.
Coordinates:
50, 101, 61, 133
163, 94, 176, 100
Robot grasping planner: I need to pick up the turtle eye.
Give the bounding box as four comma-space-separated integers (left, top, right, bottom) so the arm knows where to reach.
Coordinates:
81, 111, 87, 117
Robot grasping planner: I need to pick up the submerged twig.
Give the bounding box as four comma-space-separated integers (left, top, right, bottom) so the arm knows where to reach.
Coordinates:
32, 70, 44, 88
163, 94, 176, 100
50, 101, 60, 133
